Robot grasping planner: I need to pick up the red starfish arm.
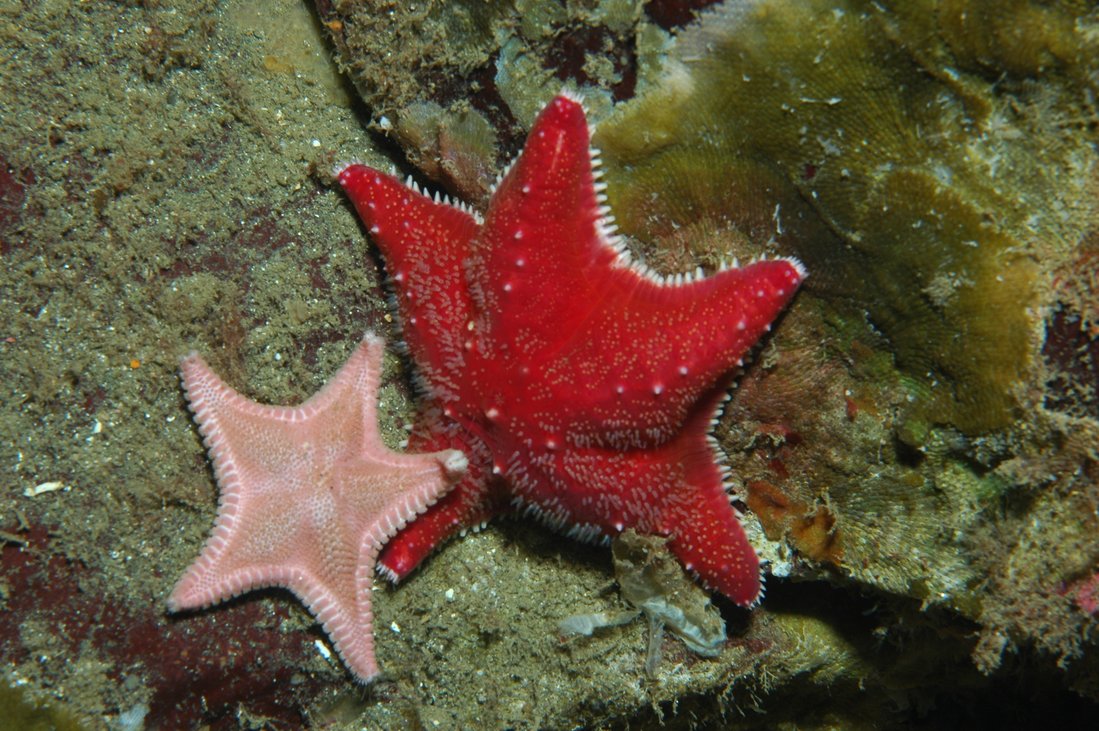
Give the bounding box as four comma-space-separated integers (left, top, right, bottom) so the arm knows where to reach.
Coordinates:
662, 475, 762, 607
338, 165, 479, 400
376, 473, 498, 582
661, 439, 762, 607
547, 388, 762, 605
533, 257, 805, 447
376, 419, 506, 582
466, 95, 621, 359
611, 452, 762, 608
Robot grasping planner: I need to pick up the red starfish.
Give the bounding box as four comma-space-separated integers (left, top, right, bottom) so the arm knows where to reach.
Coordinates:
167, 334, 468, 682
338, 94, 805, 606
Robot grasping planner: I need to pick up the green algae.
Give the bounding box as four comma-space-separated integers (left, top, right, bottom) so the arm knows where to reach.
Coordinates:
597, 0, 1096, 436
0, 680, 88, 731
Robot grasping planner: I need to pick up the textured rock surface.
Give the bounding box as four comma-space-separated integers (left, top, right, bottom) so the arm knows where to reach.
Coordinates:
0, 0, 1095, 728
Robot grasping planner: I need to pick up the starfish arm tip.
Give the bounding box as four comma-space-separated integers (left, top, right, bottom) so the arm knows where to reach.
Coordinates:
321, 623, 382, 684
178, 352, 212, 385
333, 160, 365, 180
440, 449, 469, 481
165, 578, 198, 613
376, 562, 400, 584
335, 163, 380, 197
559, 87, 586, 106
782, 255, 809, 281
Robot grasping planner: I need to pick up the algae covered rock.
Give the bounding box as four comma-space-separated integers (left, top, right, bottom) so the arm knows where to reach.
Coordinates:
595, 0, 1099, 672
316, 0, 650, 196
599, 0, 1097, 436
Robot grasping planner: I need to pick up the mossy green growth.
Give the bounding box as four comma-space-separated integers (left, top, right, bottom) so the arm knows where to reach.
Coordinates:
876, 0, 1096, 85
0, 681, 88, 731
595, 0, 1098, 435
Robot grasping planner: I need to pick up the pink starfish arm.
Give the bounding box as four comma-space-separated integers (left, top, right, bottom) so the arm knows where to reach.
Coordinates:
338, 167, 479, 401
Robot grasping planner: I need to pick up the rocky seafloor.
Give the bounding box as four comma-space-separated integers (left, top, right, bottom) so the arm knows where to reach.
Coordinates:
1, 1, 1096, 728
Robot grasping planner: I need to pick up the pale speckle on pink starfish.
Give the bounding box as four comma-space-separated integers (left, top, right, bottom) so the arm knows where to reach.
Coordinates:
167, 333, 467, 683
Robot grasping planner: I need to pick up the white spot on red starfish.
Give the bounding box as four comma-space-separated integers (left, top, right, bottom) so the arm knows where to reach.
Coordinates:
337, 94, 806, 607
167, 334, 467, 683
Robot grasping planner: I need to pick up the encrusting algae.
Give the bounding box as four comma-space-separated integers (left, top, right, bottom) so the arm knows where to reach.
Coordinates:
597, 0, 1096, 436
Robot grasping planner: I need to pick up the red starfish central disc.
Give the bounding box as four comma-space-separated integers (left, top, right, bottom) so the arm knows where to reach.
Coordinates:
338, 94, 805, 606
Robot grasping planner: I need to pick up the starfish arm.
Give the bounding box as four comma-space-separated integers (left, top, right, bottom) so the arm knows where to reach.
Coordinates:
375, 474, 499, 582
334, 449, 466, 682
458, 94, 804, 450
516, 443, 761, 606
566, 448, 761, 607
169, 548, 386, 680
338, 165, 479, 402
661, 462, 762, 607
638, 391, 762, 607
467, 95, 621, 359
535, 258, 805, 448
505, 386, 761, 606
376, 422, 501, 582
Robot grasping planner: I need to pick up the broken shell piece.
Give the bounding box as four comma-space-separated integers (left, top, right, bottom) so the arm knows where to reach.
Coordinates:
24, 481, 66, 497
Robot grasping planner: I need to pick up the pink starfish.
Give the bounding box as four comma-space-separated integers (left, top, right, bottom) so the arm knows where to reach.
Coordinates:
167, 334, 468, 682
338, 94, 805, 606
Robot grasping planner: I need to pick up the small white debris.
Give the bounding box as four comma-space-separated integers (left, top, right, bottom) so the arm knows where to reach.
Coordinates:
314, 638, 333, 661
390, 621, 401, 634
24, 481, 65, 497
445, 587, 456, 602
116, 702, 149, 731
558, 610, 640, 636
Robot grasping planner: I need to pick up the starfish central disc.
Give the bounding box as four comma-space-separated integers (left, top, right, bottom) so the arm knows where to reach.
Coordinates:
338, 94, 805, 606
